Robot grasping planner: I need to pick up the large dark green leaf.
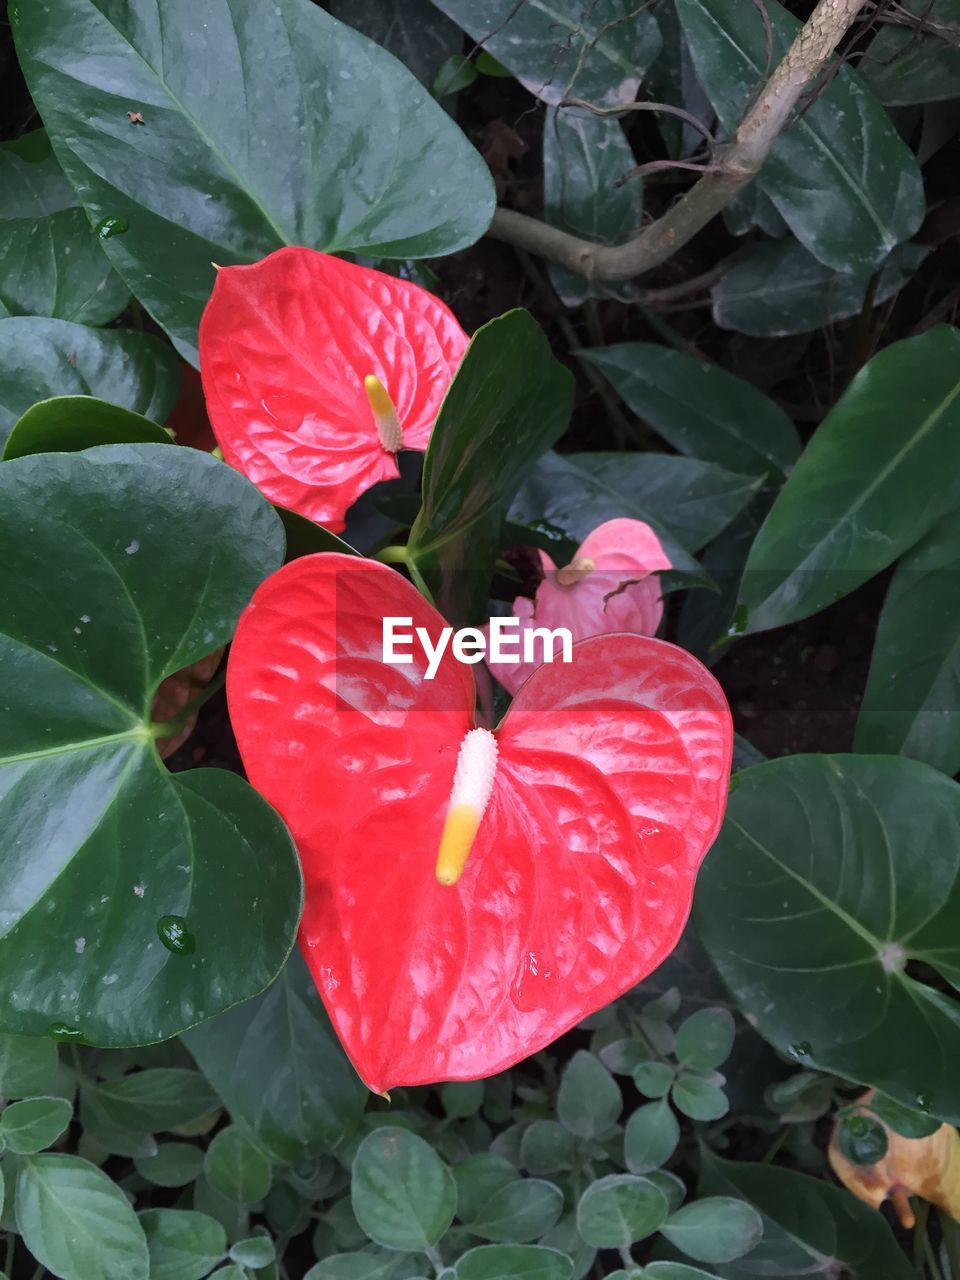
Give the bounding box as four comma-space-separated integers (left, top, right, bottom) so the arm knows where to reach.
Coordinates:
676, 0, 924, 272
327, 0, 463, 90
855, 508, 960, 774
695, 754, 960, 1120
542, 108, 643, 307
408, 310, 574, 624
861, 0, 960, 106
0, 317, 178, 447
698, 1150, 913, 1280
712, 238, 927, 338
3, 396, 172, 461
0, 131, 128, 325
183, 952, 367, 1163
426, 0, 661, 105
581, 343, 800, 478
12, 0, 494, 361
0, 445, 300, 1045
738, 327, 960, 632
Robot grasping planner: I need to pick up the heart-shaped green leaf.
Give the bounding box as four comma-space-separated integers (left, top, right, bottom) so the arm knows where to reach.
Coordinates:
695, 754, 960, 1120
0, 318, 178, 447
12, 0, 494, 360
0, 444, 300, 1045
3, 396, 172, 461
676, 0, 924, 272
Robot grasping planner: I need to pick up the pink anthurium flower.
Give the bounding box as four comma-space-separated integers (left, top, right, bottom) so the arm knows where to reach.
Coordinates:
199, 247, 468, 532
227, 552, 731, 1093
487, 518, 673, 695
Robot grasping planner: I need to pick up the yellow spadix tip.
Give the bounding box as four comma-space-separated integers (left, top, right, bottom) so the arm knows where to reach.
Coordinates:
434, 728, 499, 887
363, 374, 403, 453
436, 804, 482, 886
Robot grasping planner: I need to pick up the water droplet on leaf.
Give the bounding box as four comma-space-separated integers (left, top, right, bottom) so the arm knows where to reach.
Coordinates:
96, 215, 129, 239
48, 1022, 85, 1042
915, 1090, 933, 1113
157, 915, 196, 955
790, 1040, 812, 1058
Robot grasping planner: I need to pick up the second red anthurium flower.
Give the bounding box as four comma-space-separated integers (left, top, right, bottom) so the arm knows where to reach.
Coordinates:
199, 247, 468, 532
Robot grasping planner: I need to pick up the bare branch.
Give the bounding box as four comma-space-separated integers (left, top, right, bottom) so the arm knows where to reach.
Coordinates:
488, 0, 869, 283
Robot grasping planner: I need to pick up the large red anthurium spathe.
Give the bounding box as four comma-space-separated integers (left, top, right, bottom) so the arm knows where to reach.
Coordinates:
199, 247, 468, 532
228, 554, 732, 1092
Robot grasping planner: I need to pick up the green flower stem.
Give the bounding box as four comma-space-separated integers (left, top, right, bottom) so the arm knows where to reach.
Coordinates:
150, 666, 226, 739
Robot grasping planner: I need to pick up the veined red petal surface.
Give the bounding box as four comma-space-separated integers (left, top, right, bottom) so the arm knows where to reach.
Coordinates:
228, 554, 732, 1092
199, 248, 468, 531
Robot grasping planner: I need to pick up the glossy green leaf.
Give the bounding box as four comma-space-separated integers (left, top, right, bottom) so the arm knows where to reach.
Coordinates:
868, 1092, 940, 1140
0, 317, 178, 447
670, 1077, 728, 1122
698, 1150, 913, 1280
464, 1178, 564, 1243
862, 0, 960, 105
674, 1009, 734, 1070
519, 1121, 577, 1175
135, 1142, 205, 1188
408, 310, 574, 625
426, 0, 661, 106
576, 1174, 668, 1248
855, 507, 960, 774
659, 1196, 761, 1264
695, 754, 960, 1120
0, 1034, 59, 1100
327, 0, 463, 89
712, 238, 928, 338
557, 1052, 621, 1140
3, 396, 172, 461
0, 131, 128, 325
0, 1097, 72, 1155
738, 327, 960, 632
16, 1153, 149, 1280
0, 445, 300, 1044
140, 1208, 227, 1280
581, 344, 800, 478
676, 0, 924, 272
723, 180, 788, 238
205, 1126, 272, 1204
12, 0, 494, 360
351, 1128, 456, 1251
456, 1245, 573, 1280
623, 1101, 680, 1174
183, 952, 367, 1163
543, 108, 643, 307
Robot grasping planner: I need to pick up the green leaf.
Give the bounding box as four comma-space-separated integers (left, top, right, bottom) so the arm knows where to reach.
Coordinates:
327, 0, 464, 91
12, 0, 494, 360
0, 1034, 58, 1100
3, 396, 172, 461
576, 1174, 668, 1248
141, 1208, 227, 1280
0, 445, 300, 1044
694, 754, 960, 1120
712, 237, 928, 338
837, 1114, 889, 1166
464, 1178, 564, 1243
408, 310, 574, 624
16, 1153, 149, 1280
738, 327, 960, 632
135, 1142, 205, 1188
455, 1245, 573, 1280
434, 54, 479, 96
698, 1150, 914, 1280
674, 1009, 735, 1070
454, 1154, 520, 1224
869, 1093, 940, 1140
204, 1127, 272, 1204
0, 1097, 72, 1155
670, 1077, 728, 1122
82, 1070, 219, 1134
543, 108, 643, 308
557, 1052, 622, 1141
183, 952, 366, 1163
676, 0, 924, 272
426, 0, 661, 106
861, 0, 960, 105
519, 1121, 577, 1175
0, 317, 178, 447
581, 344, 800, 479
623, 1101, 680, 1174
644, 1172, 686, 1216
509, 451, 705, 575
659, 1197, 761, 1264
632, 1063, 675, 1100
855, 507, 960, 774
230, 1235, 276, 1267
764, 1071, 834, 1124
0, 131, 128, 325
441, 1081, 484, 1120
351, 1127, 456, 1251
304, 1254, 404, 1280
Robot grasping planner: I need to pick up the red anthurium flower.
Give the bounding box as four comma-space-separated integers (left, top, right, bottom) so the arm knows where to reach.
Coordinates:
487, 518, 673, 695
199, 247, 468, 532
227, 554, 731, 1092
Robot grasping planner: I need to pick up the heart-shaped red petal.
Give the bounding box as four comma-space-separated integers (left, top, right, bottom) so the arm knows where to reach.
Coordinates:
199, 248, 468, 531
227, 554, 731, 1091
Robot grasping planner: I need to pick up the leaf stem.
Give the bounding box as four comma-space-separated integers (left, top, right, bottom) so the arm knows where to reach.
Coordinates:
940, 1208, 960, 1280
915, 1198, 931, 1276
374, 545, 410, 565
151, 667, 226, 739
